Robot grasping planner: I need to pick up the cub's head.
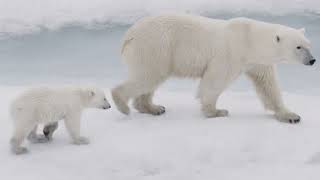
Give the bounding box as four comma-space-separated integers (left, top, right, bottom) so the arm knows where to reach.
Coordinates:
82, 88, 111, 110
275, 27, 316, 66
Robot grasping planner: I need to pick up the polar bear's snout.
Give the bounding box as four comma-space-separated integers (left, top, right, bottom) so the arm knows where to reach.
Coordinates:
300, 47, 316, 66
304, 50, 316, 66
307, 59, 316, 66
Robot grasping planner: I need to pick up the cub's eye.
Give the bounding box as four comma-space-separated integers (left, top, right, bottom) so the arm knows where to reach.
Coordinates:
296, 46, 301, 49
104, 98, 107, 101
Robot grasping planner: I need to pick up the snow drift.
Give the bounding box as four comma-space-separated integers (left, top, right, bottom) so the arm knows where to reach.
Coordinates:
1, 0, 320, 36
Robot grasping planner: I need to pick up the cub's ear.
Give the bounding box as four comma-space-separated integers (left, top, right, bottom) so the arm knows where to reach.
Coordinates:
89, 91, 95, 97
298, 28, 305, 34
82, 89, 95, 99
276, 35, 280, 43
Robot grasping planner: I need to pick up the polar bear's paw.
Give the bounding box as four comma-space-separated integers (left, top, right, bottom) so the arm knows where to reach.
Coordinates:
149, 105, 166, 116
73, 137, 90, 145
204, 109, 229, 118
134, 100, 166, 115
12, 146, 28, 155
112, 90, 130, 115
275, 111, 301, 124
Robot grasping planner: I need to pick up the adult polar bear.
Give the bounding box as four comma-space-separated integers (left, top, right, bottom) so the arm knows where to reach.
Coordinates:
112, 14, 316, 123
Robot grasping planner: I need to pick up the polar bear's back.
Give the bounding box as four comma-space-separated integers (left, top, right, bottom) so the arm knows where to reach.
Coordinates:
121, 14, 227, 78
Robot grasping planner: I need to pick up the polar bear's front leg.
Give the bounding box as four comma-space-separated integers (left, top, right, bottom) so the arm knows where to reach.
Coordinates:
246, 64, 300, 124
64, 113, 89, 145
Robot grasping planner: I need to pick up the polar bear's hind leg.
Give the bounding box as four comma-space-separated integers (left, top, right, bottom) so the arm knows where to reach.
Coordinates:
112, 74, 166, 115
198, 67, 231, 118
133, 92, 165, 115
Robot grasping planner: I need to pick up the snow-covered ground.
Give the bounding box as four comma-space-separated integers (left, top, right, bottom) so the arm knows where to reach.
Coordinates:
1, 0, 320, 179
2, 86, 320, 179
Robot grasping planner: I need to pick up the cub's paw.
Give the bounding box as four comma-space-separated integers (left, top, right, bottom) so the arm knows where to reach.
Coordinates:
275, 111, 301, 124
73, 137, 90, 145
204, 109, 229, 118
28, 134, 50, 144
12, 147, 28, 155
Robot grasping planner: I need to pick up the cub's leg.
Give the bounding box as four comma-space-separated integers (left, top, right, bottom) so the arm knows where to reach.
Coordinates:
43, 122, 58, 141
246, 64, 300, 123
133, 92, 165, 115
64, 113, 89, 145
10, 120, 35, 154
27, 125, 49, 143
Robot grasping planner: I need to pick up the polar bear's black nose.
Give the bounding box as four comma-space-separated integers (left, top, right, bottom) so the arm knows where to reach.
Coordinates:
309, 59, 316, 65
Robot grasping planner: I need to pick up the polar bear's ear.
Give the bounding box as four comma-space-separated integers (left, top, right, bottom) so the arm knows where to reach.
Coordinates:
298, 28, 305, 34
276, 35, 280, 43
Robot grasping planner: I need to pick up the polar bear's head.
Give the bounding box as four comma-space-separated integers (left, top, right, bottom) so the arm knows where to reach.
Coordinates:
82, 88, 111, 110
275, 27, 315, 65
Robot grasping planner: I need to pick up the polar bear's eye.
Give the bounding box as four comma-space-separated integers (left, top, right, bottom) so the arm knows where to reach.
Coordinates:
296, 46, 301, 49
104, 98, 107, 101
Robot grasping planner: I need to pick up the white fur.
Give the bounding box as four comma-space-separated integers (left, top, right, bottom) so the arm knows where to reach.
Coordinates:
112, 14, 314, 123
10, 87, 110, 155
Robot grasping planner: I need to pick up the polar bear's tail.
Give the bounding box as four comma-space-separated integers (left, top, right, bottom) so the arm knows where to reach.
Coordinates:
121, 37, 134, 55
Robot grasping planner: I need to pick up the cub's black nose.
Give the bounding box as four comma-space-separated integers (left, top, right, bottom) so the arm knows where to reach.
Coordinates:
103, 105, 111, 109
309, 59, 316, 65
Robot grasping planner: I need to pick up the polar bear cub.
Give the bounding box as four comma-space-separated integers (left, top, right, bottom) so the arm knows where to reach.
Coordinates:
10, 87, 111, 155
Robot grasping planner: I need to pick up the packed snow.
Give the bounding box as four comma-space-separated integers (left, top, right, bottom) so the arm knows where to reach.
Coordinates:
1, 86, 320, 179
